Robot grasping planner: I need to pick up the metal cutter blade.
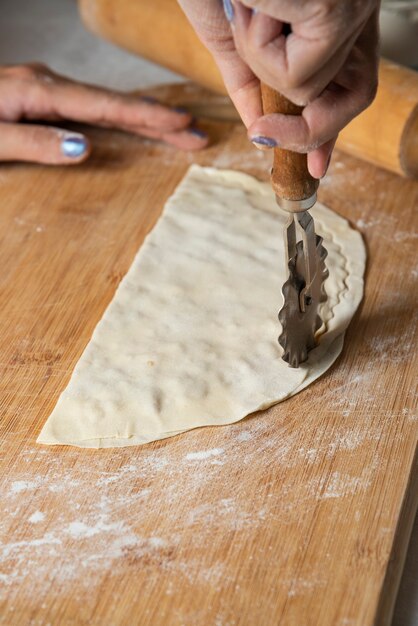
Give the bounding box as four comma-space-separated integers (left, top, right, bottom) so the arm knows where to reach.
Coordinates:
278, 207, 329, 368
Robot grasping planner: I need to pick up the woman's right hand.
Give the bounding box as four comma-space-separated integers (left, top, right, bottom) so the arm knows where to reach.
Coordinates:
179, 0, 380, 178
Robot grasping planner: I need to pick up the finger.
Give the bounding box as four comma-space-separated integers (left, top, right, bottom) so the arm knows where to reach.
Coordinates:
283, 30, 361, 104
133, 125, 209, 151
307, 136, 337, 179
281, 20, 366, 102
233, 0, 375, 104
179, 0, 262, 127
222, 65, 262, 128
1, 65, 194, 133
239, 0, 307, 23
49, 83, 194, 133
246, 8, 284, 48
210, 47, 262, 127
232, 8, 362, 104
270, 23, 364, 106
0, 122, 90, 164
248, 9, 379, 169
272, 33, 348, 90
248, 75, 376, 153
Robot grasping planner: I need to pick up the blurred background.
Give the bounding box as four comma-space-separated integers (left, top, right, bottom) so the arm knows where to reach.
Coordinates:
0, 0, 417, 91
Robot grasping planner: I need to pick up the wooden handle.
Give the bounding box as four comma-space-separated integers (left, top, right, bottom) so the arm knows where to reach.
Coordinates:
260, 83, 319, 202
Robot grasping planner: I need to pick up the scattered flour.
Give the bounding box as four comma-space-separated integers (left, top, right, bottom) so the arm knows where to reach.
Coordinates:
236, 431, 252, 442
9, 479, 42, 495
0, 146, 414, 623
185, 448, 224, 461
65, 519, 125, 540
28, 511, 45, 524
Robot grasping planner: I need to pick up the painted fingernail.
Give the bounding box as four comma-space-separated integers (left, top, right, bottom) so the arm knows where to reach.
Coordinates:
173, 106, 189, 114
140, 95, 158, 104
251, 136, 277, 149
189, 127, 207, 139
61, 135, 88, 158
223, 0, 234, 22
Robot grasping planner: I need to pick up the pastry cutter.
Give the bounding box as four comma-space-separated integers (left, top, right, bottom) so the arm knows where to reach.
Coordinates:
260, 84, 329, 368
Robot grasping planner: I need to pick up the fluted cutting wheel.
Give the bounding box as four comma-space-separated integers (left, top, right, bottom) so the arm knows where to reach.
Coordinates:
278, 236, 328, 368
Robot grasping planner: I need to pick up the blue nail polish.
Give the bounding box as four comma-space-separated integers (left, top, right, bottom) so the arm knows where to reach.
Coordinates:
141, 95, 158, 104
251, 136, 277, 148
174, 106, 189, 114
223, 0, 234, 22
61, 135, 87, 158
190, 127, 207, 139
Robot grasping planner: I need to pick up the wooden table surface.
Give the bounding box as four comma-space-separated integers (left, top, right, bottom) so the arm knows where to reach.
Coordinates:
0, 84, 417, 626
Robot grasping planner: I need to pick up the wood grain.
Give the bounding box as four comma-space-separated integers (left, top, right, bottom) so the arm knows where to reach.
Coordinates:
0, 84, 417, 626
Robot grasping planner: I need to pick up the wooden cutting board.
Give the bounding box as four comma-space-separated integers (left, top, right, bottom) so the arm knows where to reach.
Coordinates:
0, 83, 416, 626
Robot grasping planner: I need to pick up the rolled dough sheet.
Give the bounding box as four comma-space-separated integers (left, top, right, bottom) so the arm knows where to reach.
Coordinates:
37, 165, 366, 448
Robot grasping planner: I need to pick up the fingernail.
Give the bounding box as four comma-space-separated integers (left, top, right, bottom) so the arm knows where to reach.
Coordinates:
173, 106, 189, 114
223, 0, 234, 22
61, 135, 88, 158
140, 95, 158, 104
252, 9, 258, 14
251, 136, 277, 149
189, 127, 207, 139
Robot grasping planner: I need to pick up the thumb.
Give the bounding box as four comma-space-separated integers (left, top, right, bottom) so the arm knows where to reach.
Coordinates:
0, 122, 91, 164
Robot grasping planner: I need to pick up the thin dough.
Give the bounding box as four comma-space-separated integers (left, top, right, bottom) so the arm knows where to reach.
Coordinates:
37, 166, 366, 448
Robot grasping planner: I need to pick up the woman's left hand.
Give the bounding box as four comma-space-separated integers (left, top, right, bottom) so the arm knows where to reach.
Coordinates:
0, 63, 208, 164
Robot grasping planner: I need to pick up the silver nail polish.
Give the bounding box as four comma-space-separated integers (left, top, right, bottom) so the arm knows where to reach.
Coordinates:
61, 135, 87, 158
250, 136, 277, 148
223, 0, 234, 22
190, 128, 207, 139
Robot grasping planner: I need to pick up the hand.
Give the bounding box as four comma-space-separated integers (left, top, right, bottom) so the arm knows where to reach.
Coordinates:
0, 63, 208, 164
179, 0, 380, 178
